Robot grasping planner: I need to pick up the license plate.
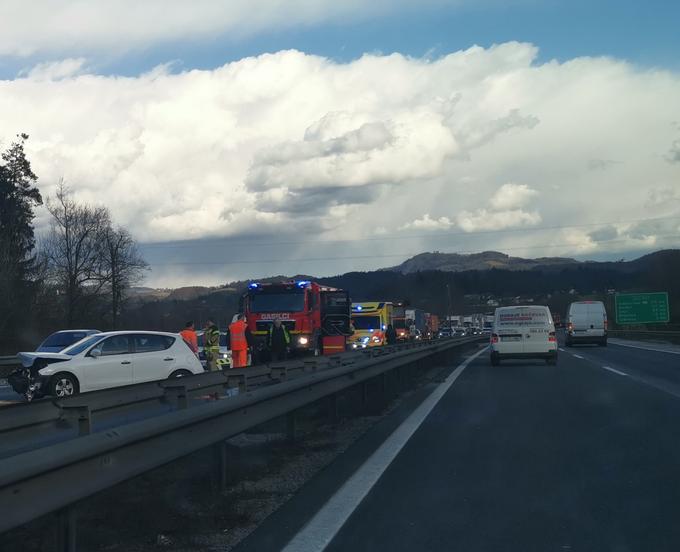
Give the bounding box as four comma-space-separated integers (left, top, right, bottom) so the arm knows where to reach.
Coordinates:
501, 336, 521, 342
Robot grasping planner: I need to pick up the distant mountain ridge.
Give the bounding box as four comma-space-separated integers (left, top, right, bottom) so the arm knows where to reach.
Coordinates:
384, 251, 581, 274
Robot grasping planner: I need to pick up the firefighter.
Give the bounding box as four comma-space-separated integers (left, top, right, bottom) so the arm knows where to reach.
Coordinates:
268, 318, 290, 362
203, 319, 220, 372
179, 321, 198, 355
229, 314, 249, 368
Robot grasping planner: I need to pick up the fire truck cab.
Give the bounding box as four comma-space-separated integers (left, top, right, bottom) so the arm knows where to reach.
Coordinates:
242, 281, 351, 355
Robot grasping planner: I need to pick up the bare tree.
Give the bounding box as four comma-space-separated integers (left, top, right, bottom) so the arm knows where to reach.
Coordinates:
43, 182, 111, 325
100, 226, 149, 328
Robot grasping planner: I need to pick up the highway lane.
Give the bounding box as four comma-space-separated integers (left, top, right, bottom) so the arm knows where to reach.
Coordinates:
274, 342, 680, 551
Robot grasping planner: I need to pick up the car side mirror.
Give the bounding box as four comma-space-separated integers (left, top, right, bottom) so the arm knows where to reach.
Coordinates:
90, 348, 102, 358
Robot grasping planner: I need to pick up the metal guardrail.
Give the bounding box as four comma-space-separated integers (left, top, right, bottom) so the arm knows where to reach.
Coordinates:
608, 329, 680, 344
0, 337, 481, 537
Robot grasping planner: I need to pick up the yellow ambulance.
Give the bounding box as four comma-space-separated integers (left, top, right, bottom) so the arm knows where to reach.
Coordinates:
350, 302, 394, 348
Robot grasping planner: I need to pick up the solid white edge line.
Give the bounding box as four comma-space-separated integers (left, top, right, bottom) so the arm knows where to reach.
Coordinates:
558, 347, 565, 352
573, 354, 585, 359
282, 346, 489, 552
602, 366, 628, 377
609, 340, 680, 356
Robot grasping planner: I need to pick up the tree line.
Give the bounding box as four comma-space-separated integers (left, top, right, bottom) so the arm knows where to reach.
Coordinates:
0, 135, 147, 353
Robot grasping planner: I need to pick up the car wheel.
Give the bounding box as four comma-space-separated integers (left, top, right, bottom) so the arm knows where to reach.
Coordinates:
314, 338, 323, 357
169, 369, 193, 379
565, 338, 572, 347
600, 339, 607, 347
49, 373, 79, 398
546, 356, 557, 366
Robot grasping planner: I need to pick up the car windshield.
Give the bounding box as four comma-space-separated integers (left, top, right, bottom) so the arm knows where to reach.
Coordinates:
352, 316, 381, 330
62, 335, 105, 356
40, 331, 91, 349
249, 292, 305, 313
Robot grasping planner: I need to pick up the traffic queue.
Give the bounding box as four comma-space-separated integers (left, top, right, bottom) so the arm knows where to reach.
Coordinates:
7, 280, 439, 401
6, 274, 608, 402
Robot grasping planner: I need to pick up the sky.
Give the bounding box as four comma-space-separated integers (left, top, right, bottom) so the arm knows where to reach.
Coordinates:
1, 0, 679, 287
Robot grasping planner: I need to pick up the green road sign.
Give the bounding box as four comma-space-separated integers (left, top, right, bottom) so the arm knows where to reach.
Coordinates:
615, 292, 670, 325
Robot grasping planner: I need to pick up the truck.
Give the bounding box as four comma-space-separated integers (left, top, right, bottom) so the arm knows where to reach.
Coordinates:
425, 313, 440, 339
349, 302, 394, 348
392, 303, 410, 341
405, 308, 426, 339
242, 280, 351, 355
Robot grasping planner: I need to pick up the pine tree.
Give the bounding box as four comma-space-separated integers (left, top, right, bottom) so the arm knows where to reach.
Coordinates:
0, 134, 42, 348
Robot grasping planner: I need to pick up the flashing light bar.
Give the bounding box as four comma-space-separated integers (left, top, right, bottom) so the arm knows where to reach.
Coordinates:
354, 305, 363, 311
296, 280, 311, 288
248, 283, 260, 289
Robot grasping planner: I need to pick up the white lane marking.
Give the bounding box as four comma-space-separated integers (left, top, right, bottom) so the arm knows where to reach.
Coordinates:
558, 347, 565, 352
573, 354, 585, 359
602, 366, 628, 377
282, 347, 489, 552
609, 341, 680, 356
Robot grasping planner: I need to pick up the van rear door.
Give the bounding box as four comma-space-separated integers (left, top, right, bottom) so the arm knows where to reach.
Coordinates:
495, 308, 530, 354
521, 307, 553, 353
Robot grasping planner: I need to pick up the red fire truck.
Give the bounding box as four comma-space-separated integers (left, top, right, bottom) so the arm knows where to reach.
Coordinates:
242, 280, 352, 355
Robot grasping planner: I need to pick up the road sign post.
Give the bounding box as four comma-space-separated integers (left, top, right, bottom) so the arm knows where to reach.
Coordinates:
615, 292, 670, 325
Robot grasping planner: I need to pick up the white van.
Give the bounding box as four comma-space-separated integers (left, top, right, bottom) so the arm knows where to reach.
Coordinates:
565, 301, 607, 346
490, 305, 557, 366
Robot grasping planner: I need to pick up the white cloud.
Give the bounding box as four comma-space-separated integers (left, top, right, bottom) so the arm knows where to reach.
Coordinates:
401, 214, 454, 230
1, 42, 680, 285
456, 209, 542, 232
0, 0, 452, 57
489, 183, 538, 210
20, 58, 87, 80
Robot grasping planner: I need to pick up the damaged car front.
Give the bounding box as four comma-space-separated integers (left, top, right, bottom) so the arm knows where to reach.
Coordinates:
8, 352, 71, 401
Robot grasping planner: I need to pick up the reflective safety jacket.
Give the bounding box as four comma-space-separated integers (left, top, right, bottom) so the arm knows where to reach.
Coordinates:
204, 326, 220, 352
268, 324, 291, 350
229, 320, 248, 351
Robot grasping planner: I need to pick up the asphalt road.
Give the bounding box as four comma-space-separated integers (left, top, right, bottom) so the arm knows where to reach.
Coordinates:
242, 339, 680, 552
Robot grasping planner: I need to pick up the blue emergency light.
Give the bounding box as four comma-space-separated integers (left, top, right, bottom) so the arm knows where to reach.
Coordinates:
355, 305, 363, 311
296, 280, 310, 288
248, 283, 260, 289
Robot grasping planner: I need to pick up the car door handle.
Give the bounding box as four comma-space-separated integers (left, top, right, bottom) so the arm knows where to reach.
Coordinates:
121, 361, 131, 365
163, 358, 174, 361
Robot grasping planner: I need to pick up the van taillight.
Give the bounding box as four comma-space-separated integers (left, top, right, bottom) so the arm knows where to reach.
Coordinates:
567, 322, 573, 332
604, 319, 608, 330
491, 333, 499, 344
548, 331, 557, 343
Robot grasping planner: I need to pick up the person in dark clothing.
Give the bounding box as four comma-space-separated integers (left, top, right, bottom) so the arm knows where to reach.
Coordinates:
268, 318, 291, 362
385, 323, 397, 345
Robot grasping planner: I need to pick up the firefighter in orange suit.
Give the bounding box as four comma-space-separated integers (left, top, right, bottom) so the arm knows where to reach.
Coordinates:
229, 314, 249, 368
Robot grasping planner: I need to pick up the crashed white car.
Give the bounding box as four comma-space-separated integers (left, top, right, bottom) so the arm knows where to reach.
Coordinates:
8, 331, 205, 400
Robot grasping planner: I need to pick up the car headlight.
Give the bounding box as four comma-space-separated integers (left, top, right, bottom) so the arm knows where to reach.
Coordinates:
352, 343, 358, 349
298, 336, 309, 345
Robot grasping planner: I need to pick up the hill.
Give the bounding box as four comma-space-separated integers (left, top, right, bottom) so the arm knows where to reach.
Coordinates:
384, 251, 580, 274
120, 249, 680, 330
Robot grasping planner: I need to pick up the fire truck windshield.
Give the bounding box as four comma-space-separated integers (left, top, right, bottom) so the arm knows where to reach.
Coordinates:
249, 292, 305, 313
352, 316, 381, 330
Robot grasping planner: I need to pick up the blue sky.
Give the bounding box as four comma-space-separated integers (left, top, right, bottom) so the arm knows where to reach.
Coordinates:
1, 0, 679, 286
2, 0, 680, 78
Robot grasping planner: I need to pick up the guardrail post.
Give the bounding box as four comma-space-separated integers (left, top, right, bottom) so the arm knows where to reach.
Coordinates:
164, 384, 188, 410
286, 411, 297, 442
361, 382, 369, 410
56, 506, 77, 552
63, 406, 91, 436
328, 393, 339, 424
213, 441, 228, 492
